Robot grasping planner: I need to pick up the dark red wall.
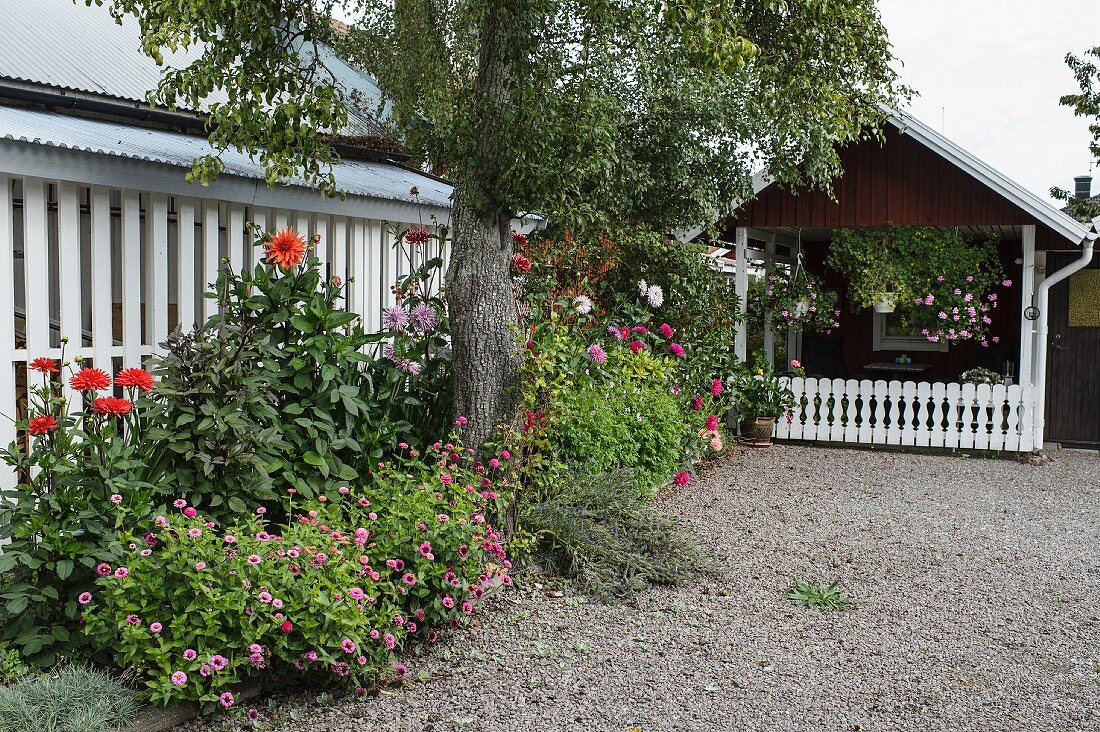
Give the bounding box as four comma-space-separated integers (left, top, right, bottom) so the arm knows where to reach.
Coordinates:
725, 124, 1070, 251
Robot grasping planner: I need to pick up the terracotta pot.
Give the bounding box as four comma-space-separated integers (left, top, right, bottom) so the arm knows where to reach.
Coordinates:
739, 416, 776, 447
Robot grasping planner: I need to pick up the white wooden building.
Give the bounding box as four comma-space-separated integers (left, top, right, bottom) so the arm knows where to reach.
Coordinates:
0, 0, 454, 487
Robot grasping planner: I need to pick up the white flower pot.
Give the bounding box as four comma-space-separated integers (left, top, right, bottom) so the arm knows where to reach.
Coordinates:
873, 294, 896, 313
795, 299, 811, 317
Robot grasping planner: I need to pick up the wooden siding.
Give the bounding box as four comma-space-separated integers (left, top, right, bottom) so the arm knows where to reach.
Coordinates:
726, 125, 1072, 251
1044, 253, 1100, 444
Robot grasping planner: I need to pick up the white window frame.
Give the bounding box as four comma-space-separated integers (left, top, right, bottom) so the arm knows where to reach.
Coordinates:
872, 310, 949, 352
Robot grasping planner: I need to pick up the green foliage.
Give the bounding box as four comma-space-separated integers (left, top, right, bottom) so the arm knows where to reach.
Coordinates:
828, 225, 1009, 345
105, 1, 904, 234
731, 351, 796, 420
0, 354, 164, 667
788, 578, 857, 611
0, 665, 139, 732
549, 383, 685, 495
0, 644, 30, 686
81, 442, 510, 706
522, 469, 710, 603
1051, 47, 1100, 220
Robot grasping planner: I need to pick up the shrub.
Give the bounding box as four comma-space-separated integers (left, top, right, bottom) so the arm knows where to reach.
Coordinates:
549, 383, 685, 494
0, 666, 139, 732
0, 352, 164, 667
81, 439, 511, 706
522, 469, 710, 602
0, 643, 30, 686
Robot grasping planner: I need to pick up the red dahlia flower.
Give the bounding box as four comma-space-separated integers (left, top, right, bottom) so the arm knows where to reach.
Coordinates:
512, 253, 531, 274
29, 357, 58, 374
93, 396, 133, 417
405, 226, 430, 245
70, 367, 111, 392
28, 414, 58, 435
115, 367, 154, 392
674, 471, 691, 487
264, 228, 307, 270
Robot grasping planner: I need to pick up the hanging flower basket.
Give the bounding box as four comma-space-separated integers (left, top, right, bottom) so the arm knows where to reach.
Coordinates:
873, 293, 896, 313
746, 261, 841, 334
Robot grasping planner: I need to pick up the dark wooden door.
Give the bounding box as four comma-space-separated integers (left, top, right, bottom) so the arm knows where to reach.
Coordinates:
1045, 253, 1100, 445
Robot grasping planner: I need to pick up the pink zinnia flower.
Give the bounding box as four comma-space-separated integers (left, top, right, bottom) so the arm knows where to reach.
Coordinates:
669, 343, 685, 358
384, 633, 396, 649
674, 471, 691, 487
705, 415, 719, 432
403, 573, 417, 585
628, 339, 645, 354
183, 506, 197, 518
149, 622, 163, 633
125, 614, 140, 625
77, 592, 92, 605
194, 561, 207, 571
171, 671, 187, 686
219, 692, 235, 708
419, 541, 433, 557
109, 494, 122, 505
114, 567, 129, 578
586, 344, 607, 364
183, 649, 197, 661
341, 638, 356, 654
247, 554, 261, 566
96, 563, 111, 577
711, 378, 723, 396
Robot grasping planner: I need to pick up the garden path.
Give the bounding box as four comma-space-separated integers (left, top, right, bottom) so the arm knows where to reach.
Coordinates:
181, 446, 1100, 732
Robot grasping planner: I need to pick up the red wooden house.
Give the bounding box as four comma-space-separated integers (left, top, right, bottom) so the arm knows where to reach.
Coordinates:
712, 109, 1097, 450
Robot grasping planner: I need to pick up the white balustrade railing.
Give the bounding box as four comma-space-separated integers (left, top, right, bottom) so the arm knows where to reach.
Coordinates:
775, 377, 1036, 452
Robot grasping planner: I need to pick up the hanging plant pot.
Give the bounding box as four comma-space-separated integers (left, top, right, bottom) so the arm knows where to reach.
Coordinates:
739, 417, 776, 447
873, 293, 896, 313
795, 299, 811, 317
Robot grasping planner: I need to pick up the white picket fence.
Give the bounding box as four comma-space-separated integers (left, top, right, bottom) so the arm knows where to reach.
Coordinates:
0, 174, 446, 487
775, 377, 1037, 452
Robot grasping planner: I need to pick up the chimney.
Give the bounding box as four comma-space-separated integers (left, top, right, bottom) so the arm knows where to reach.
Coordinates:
1075, 175, 1092, 200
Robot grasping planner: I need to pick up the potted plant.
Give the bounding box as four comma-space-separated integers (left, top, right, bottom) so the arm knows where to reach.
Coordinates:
745, 269, 841, 334
731, 353, 796, 447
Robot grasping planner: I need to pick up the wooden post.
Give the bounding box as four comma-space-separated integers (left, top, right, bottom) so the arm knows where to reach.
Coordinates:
786, 233, 803, 364
763, 233, 775, 366
1018, 225, 1036, 388
734, 227, 748, 361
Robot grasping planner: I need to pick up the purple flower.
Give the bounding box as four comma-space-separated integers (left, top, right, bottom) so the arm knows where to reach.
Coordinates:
397, 359, 422, 375
586, 344, 607, 364
409, 303, 439, 332
341, 638, 356, 654
171, 671, 188, 686
381, 306, 409, 331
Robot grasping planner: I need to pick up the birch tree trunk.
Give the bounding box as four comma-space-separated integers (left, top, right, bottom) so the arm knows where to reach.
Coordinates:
444, 3, 522, 447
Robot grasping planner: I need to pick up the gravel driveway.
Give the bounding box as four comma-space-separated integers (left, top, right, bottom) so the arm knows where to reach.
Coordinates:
182, 445, 1100, 732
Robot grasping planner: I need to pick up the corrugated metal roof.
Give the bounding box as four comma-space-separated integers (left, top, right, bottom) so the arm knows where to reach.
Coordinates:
0, 0, 386, 135
0, 104, 451, 209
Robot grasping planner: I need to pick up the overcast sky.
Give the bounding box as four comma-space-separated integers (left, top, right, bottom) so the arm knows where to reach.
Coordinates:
878, 0, 1100, 204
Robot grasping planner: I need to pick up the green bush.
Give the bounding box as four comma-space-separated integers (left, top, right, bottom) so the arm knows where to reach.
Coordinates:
0, 643, 30, 686
549, 382, 685, 493
0, 666, 139, 732
522, 469, 710, 602
80, 440, 511, 707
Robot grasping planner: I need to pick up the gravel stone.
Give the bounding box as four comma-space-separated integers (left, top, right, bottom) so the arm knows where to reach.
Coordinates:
178, 445, 1100, 731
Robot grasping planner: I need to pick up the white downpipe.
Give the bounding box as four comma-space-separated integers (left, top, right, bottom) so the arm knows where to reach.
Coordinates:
1033, 229, 1097, 448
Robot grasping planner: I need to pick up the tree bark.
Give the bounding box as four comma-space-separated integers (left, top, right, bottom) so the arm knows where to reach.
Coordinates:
444, 3, 522, 448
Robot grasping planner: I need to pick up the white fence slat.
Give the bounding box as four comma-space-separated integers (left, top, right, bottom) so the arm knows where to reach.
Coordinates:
958, 383, 977, 449
23, 177, 50, 357
929, 382, 947, 448
56, 182, 83, 411
332, 216, 348, 289
989, 383, 1008, 450
884, 381, 902, 445
915, 382, 932, 447
89, 186, 113, 369
843, 379, 860, 442
147, 193, 170, 353
202, 202, 220, 322
802, 377, 820, 441
901, 381, 918, 445
314, 215, 329, 278
120, 190, 143, 365
829, 378, 846, 442
227, 204, 245, 274
0, 177, 15, 470
56, 182, 82, 347
1018, 386, 1035, 452
177, 198, 196, 333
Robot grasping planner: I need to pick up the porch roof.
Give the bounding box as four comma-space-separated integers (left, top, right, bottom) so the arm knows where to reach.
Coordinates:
721, 109, 1091, 249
